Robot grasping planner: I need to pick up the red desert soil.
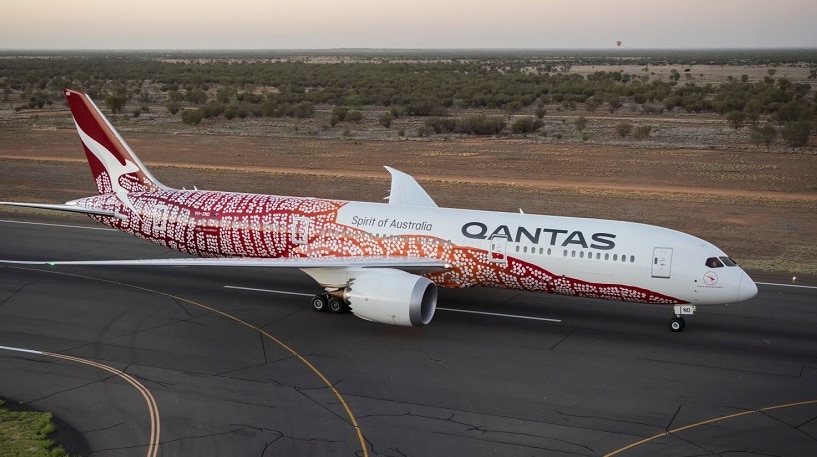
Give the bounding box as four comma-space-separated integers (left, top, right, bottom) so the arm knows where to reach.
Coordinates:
1, 126, 816, 284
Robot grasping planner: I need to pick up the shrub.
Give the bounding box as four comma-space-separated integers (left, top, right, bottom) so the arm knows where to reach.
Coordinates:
289, 101, 315, 118
574, 116, 588, 132
512, 117, 544, 133
750, 124, 777, 148
615, 122, 633, 138
727, 110, 747, 130
633, 125, 652, 140
181, 108, 204, 125
424, 116, 457, 134
224, 104, 238, 120
417, 124, 435, 137
261, 101, 279, 117
104, 94, 127, 114
607, 95, 622, 113
535, 104, 547, 119
781, 120, 812, 148
332, 106, 348, 121
379, 112, 393, 128
345, 110, 363, 122
641, 102, 665, 114
456, 114, 506, 135
202, 102, 225, 118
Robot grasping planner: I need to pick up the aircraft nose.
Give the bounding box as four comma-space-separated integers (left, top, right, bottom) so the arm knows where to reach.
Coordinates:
737, 270, 758, 302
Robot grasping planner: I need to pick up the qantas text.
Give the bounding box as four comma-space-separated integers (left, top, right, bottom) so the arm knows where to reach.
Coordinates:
461, 222, 616, 250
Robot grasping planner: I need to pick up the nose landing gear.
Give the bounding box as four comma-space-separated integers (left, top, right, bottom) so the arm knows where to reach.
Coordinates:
670, 316, 685, 332
669, 304, 695, 332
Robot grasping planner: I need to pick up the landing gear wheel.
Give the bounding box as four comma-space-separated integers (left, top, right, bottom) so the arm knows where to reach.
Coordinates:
311, 294, 328, 312
669, 316, 686, 332
328, 296, 347, 314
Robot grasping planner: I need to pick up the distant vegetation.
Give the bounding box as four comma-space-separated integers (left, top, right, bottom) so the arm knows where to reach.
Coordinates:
1, 50, 815, 145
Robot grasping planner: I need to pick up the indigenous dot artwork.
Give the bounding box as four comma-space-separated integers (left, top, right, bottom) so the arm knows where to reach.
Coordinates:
81, 191, 684, 306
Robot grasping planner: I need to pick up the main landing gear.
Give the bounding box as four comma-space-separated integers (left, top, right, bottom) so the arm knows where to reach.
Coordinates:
669, 304, 696, 332
311, 292, 349, 314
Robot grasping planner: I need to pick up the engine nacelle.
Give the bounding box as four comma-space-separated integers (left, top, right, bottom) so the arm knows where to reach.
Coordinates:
345, 269, 437, 326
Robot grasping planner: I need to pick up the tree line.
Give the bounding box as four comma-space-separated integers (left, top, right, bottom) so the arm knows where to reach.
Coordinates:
1, 54, 815, 146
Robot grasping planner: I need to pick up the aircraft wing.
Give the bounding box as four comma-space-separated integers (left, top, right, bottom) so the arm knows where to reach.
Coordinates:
0, 255, 450, 273
0, 201, 126, 219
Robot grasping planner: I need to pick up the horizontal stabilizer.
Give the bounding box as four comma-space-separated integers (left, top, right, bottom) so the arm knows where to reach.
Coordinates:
0, 201, 126, 219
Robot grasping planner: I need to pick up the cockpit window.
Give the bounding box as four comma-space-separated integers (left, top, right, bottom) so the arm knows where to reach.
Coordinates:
719, 256, 737, 267
705, 257, 724, 268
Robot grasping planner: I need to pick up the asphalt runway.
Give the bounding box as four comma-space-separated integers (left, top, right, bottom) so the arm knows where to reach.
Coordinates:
1, 216, 816, 456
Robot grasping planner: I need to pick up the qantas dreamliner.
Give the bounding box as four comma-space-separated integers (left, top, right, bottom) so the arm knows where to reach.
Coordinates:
0, 89, 757, 331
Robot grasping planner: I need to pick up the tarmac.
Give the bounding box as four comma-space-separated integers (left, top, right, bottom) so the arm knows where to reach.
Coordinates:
1, 217, 816, 456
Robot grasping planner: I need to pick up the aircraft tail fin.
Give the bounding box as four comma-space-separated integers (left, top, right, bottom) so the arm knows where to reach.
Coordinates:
64, 89, 168, 194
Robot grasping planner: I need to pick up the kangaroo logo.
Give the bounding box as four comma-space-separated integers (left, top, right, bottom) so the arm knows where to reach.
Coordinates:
76, 124, 141, 194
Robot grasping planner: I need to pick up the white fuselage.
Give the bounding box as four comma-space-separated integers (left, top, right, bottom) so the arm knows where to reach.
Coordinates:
77, 190, 756, 307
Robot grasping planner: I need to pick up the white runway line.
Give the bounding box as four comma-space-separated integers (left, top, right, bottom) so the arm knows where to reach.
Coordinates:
437, 307, 562, 323
224, 285, 314, 297
756, 282, 817, 290
224, 285, 562, 323
0, 345, 43, 355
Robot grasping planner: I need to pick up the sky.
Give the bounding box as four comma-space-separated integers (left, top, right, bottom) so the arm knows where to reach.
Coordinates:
2, 0, 815, 50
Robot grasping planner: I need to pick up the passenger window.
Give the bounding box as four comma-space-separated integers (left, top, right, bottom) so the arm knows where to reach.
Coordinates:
705, 257, 724, 268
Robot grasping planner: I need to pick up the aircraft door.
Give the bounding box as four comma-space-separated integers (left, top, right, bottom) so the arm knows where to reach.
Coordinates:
488, 235, 508, 264
292, 216, 310, 245
152, 204, 169, 234
651, 247, 673, 278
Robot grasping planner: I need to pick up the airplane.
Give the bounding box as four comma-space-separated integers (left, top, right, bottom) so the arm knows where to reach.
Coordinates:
0, 89, 758, 332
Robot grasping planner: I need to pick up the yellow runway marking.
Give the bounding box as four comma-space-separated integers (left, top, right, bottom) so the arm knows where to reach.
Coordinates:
4, 265, 369, 457
604, 399, 817, 456
0, 345, 160, 457
44, 352, 161, 457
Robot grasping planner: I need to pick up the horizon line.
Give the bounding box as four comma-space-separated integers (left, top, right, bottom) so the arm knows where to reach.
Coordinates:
2, 47, 816, 52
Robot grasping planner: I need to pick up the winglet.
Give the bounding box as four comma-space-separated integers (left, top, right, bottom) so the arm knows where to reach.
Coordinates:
64, 89, 168, 194
384, 167, 437, 207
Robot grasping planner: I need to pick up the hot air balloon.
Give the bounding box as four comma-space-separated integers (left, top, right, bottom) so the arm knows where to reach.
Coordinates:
616, 40, 622, 47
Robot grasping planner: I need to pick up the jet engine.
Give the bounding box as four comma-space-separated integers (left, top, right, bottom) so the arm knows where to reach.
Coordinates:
345, 269, 437, 326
